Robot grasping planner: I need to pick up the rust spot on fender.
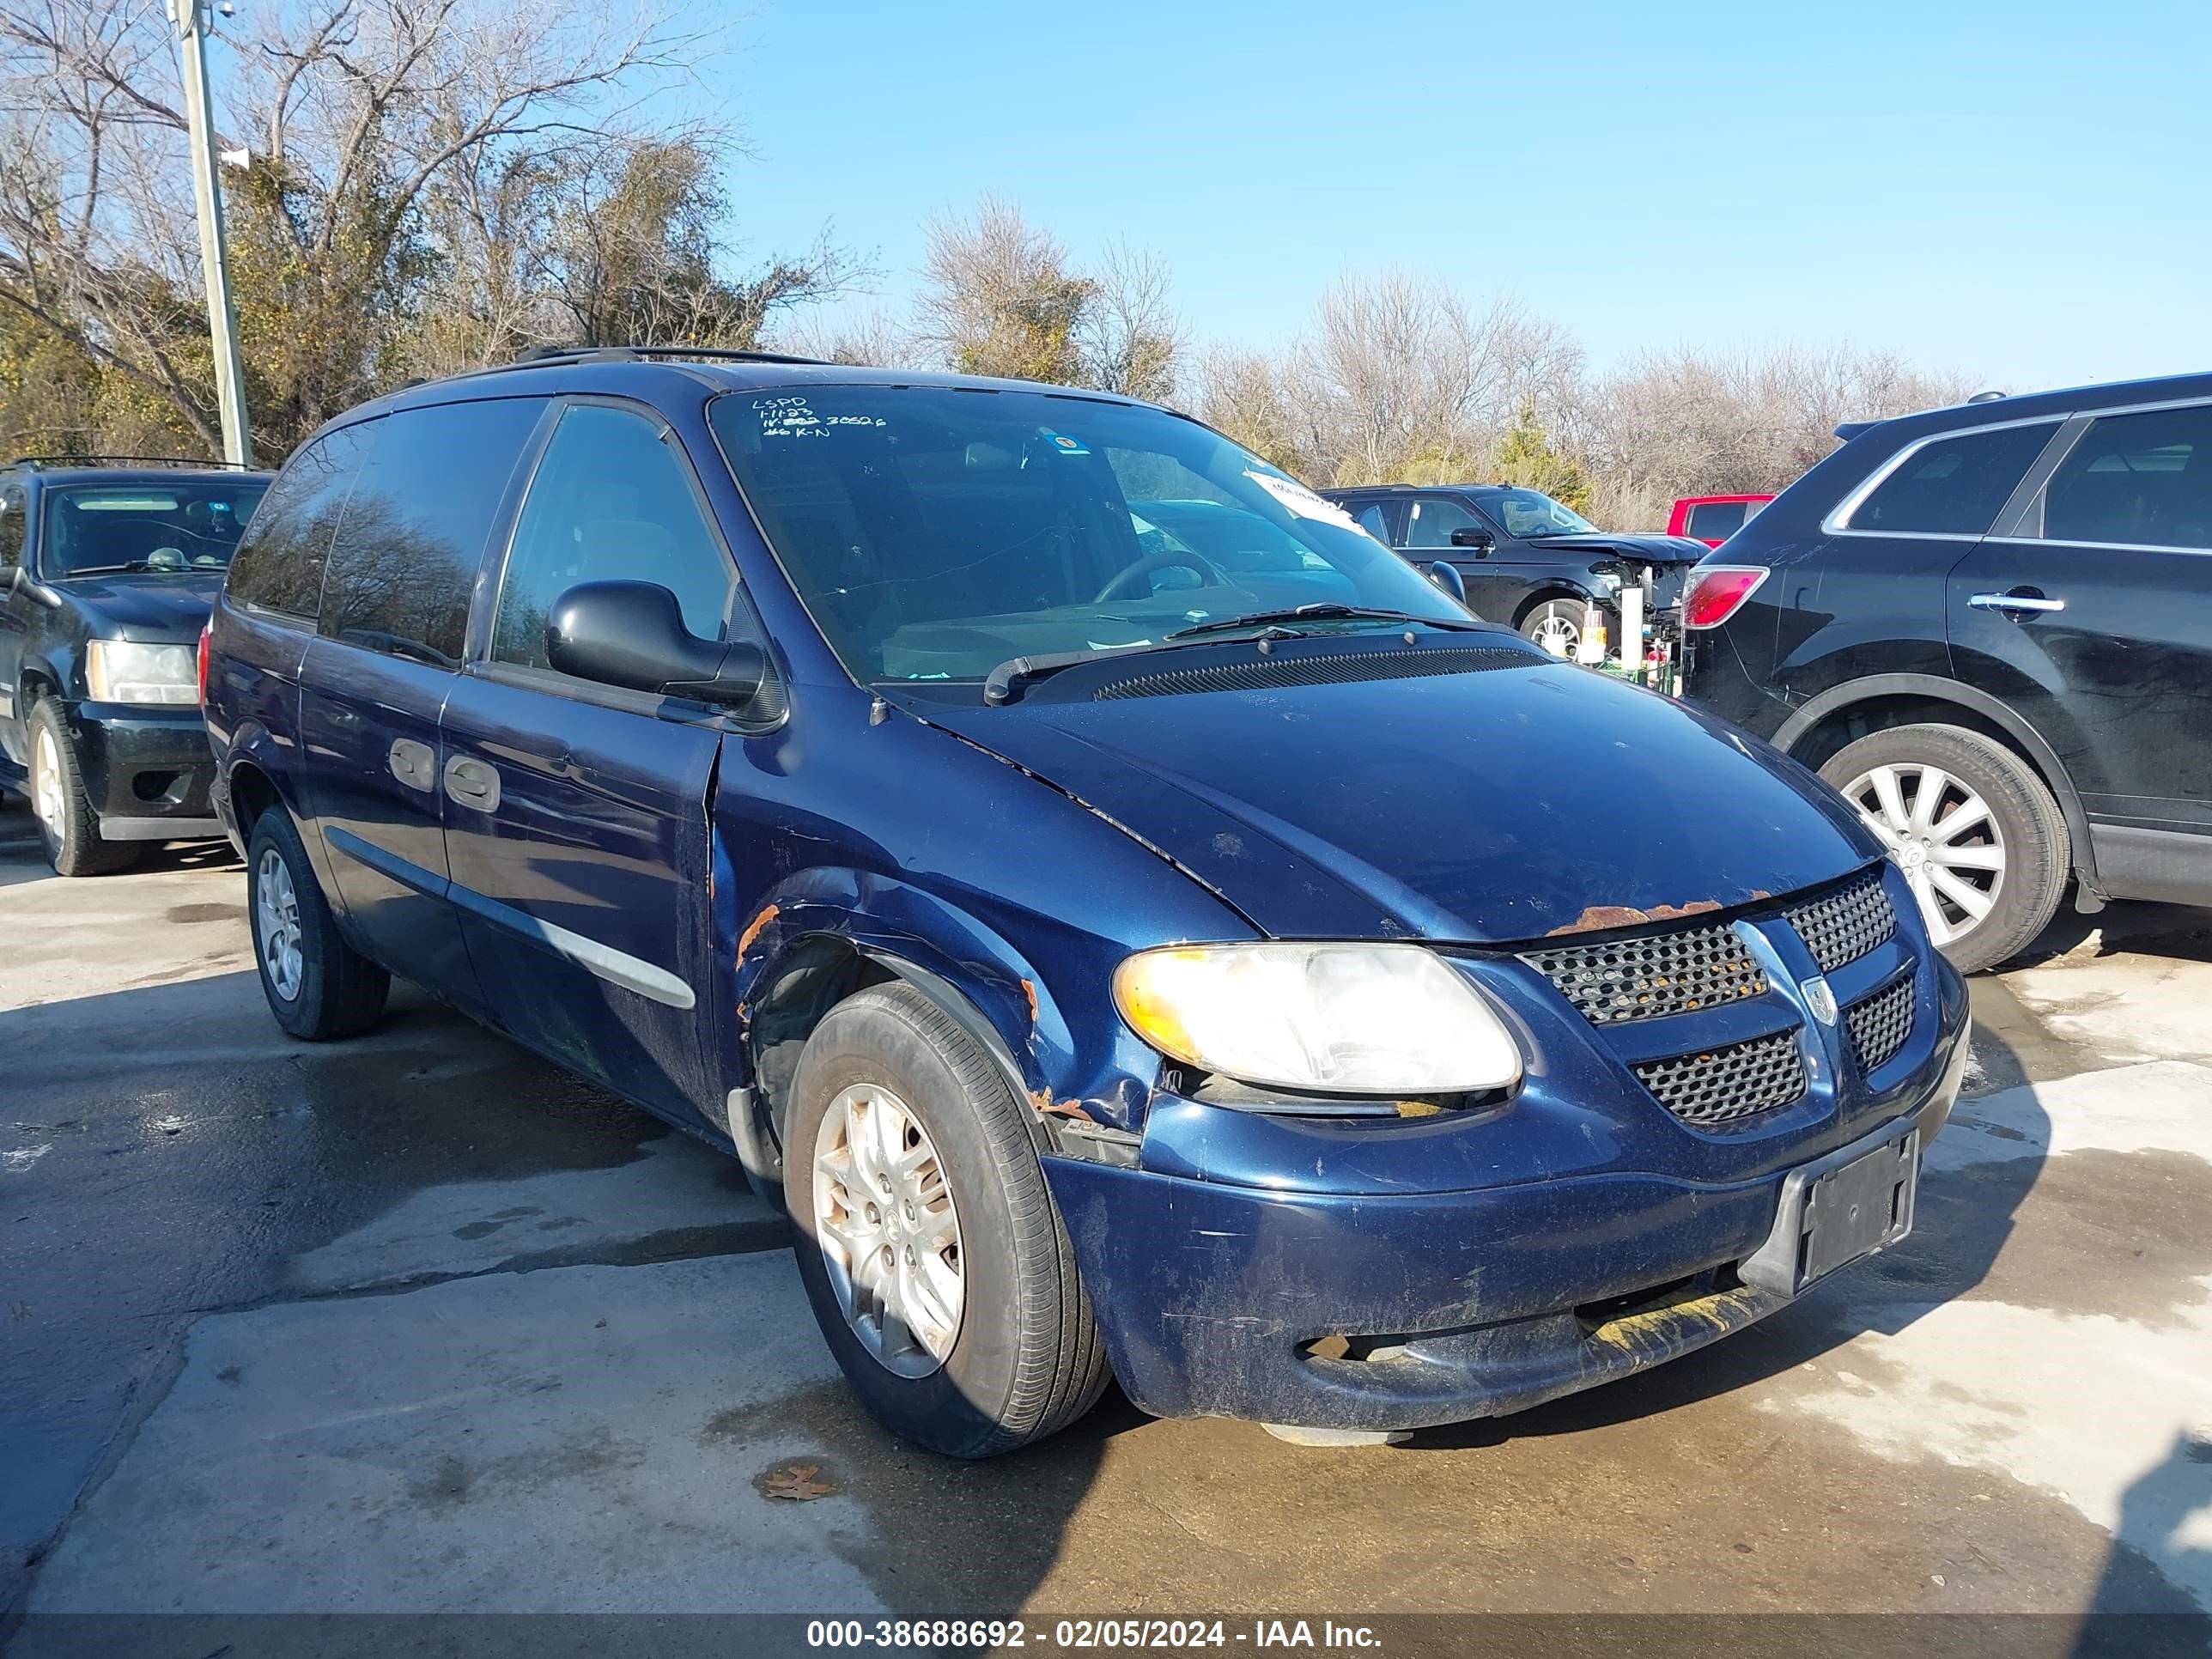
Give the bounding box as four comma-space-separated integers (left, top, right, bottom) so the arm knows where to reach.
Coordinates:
1019, 978, 1038, 1024
738, 904, 781, 958
1547, 897, 1723, 937
1028, 1088, 1089, 1120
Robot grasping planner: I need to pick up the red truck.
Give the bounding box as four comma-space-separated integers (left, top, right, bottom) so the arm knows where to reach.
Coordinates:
1668, 493, 1775, 547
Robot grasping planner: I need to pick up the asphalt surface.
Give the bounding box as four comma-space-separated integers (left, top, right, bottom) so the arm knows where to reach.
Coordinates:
3, 793, 2210, 1654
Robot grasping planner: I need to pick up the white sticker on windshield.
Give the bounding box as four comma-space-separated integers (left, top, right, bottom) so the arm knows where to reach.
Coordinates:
1245, 469, 1360, 531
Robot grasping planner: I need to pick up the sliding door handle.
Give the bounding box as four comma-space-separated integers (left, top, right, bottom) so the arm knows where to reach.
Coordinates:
1969, 591, 2065, 614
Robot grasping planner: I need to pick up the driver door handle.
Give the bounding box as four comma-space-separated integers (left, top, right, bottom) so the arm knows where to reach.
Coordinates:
1969, 590, 2066, 614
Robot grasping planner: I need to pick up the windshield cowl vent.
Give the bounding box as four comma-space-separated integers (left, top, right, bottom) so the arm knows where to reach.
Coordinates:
1090, 644, 1543, 702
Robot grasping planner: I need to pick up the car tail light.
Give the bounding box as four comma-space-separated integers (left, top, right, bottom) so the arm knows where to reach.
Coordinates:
197, 618, 212, 705
1681, 565, 1770, 629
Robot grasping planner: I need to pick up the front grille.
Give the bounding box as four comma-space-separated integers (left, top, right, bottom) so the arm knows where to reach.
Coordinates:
1632, 1030, 1808, 1128
1786, 871, 1897, 972
1520, 922, 1767, 1026
1845, 973, 1915, 1075
1091, 645, 1539, 701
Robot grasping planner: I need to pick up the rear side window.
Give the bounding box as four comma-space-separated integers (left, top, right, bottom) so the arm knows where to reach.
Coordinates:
225, 426, 375, 619
490, 403, 734, 672
319, 398, 544, 667
1842, 422, 2057, 537
2036, 404, 2212, 550
1686, 501, 1750, 541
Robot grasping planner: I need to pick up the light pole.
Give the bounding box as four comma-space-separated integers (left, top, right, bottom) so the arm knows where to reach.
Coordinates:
170, 0, 253, 467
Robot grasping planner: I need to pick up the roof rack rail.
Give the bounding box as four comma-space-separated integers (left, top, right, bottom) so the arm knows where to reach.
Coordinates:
9, 453, 252, 471
430, 344, 830, 384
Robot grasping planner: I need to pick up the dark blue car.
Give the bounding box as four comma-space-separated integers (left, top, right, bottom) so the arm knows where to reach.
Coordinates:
203, 349, 1971, 1455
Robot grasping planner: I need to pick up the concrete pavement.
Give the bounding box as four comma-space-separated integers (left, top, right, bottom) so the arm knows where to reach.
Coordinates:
3, 806, 2209, 1641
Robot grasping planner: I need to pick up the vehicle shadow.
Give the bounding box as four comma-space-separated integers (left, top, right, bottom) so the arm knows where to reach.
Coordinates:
2011, 896, 2212, 971
2069, 1430, 2212, 1656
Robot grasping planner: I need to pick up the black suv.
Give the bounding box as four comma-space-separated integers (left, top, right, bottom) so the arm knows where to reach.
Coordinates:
0, 458, 270, 872
1320, 483, 1709, 653
1684, 371, 2212, 974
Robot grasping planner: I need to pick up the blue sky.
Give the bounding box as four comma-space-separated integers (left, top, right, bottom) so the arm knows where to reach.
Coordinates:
700, 0, 2208, 392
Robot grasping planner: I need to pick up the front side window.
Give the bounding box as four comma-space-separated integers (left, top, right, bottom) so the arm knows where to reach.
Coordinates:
1487, 489, 1598, 538
319, 398, 544, 666
1401, 495, 1489, 550
2036, 404, 2212, 550
708, 385, 1468, 687
226, 428, 374, 619
37, 478, 269, 580
492, 403, 735, 672
1842, 422, 2057, 537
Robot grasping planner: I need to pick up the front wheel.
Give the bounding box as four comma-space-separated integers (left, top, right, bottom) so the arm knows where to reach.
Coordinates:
27, 700, 139, 877
785, 981, 1109, 1457
1519, 598, 1603, 658
1819, 722, 2068, 975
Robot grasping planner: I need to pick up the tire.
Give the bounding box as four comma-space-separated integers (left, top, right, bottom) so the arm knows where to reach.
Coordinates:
1819, 722, 2069, 975
27, 699, 139, 877
784, 981, 1109, 1458
246, 805, 390, 1040
1520, 597, 1605, 658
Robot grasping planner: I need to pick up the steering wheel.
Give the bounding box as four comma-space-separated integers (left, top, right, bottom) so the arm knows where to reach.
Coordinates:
1093, 548, 1231, 604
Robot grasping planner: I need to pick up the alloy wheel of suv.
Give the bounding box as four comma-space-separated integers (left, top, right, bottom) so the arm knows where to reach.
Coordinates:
1520, 599, 1591, 657
1820, 722, 2069, 975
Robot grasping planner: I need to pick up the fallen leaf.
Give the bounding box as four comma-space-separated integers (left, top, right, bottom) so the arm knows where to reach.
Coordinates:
761, 1461, 837, 1501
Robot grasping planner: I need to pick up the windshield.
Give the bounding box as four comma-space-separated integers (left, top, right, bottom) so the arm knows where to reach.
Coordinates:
709, 386, 1467, 687
40, 480, 267, 578
1489, 489, 1599, 538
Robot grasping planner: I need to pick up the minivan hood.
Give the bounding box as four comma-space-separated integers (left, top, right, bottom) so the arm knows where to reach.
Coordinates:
917, 650, 1878, 944
55, 571, 220, 638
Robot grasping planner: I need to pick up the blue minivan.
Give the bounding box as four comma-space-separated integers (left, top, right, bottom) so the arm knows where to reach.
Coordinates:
204, 349, 1970, 1455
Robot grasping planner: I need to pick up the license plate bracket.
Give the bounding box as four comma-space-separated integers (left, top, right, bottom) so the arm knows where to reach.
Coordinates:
1740, 1129, 1919, 1297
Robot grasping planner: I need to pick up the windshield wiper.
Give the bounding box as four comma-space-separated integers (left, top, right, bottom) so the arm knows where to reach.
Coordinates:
1165, 603, 1487, 641
982, 644, 1162, 705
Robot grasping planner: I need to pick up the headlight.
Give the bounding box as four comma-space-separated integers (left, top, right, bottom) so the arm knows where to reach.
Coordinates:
85, 641, 199, 705
1113, 943, 1522, 1096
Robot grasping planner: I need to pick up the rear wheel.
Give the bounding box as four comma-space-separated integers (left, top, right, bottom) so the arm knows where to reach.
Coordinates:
246, 805, 390, 1039
1819, 722, 2068, 975
785, 981, 1109, 1457
27, 700, 138, 877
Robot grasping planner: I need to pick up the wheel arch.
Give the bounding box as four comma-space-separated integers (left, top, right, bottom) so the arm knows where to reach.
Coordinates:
1511, 584, 1604, 627
730, 874, 1128, 1189
1771, 672, 2098, 890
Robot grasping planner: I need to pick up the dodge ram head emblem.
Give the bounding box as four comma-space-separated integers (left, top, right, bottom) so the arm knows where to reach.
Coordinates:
1803, 975, 1839, 1026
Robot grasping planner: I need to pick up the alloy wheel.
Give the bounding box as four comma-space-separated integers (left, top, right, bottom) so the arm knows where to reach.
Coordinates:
811, 1082, 965, 1378
255, 846, 306, 1002
31, 726, 62, 830
1840, 761, 2006, 946
1528, 611, 1581, 656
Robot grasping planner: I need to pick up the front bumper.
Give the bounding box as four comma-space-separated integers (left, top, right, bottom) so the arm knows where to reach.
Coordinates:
70, 702, 222, 841
1043, 1003, 1968, 1433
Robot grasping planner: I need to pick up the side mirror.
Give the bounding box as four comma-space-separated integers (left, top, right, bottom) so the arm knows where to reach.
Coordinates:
545, 580, 763, 708
1449, 527, 1493, 553
1427, 561, 1467, 604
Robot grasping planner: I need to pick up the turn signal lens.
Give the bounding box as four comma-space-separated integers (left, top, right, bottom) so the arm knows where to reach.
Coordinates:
1681, 564, 1771, 629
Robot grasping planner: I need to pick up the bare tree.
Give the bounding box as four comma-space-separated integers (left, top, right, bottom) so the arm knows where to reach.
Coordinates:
916, 197, 1097, 384
0, 0, 854, 458
1564, 343, 1976, 527
1076, 240, 1182, 403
